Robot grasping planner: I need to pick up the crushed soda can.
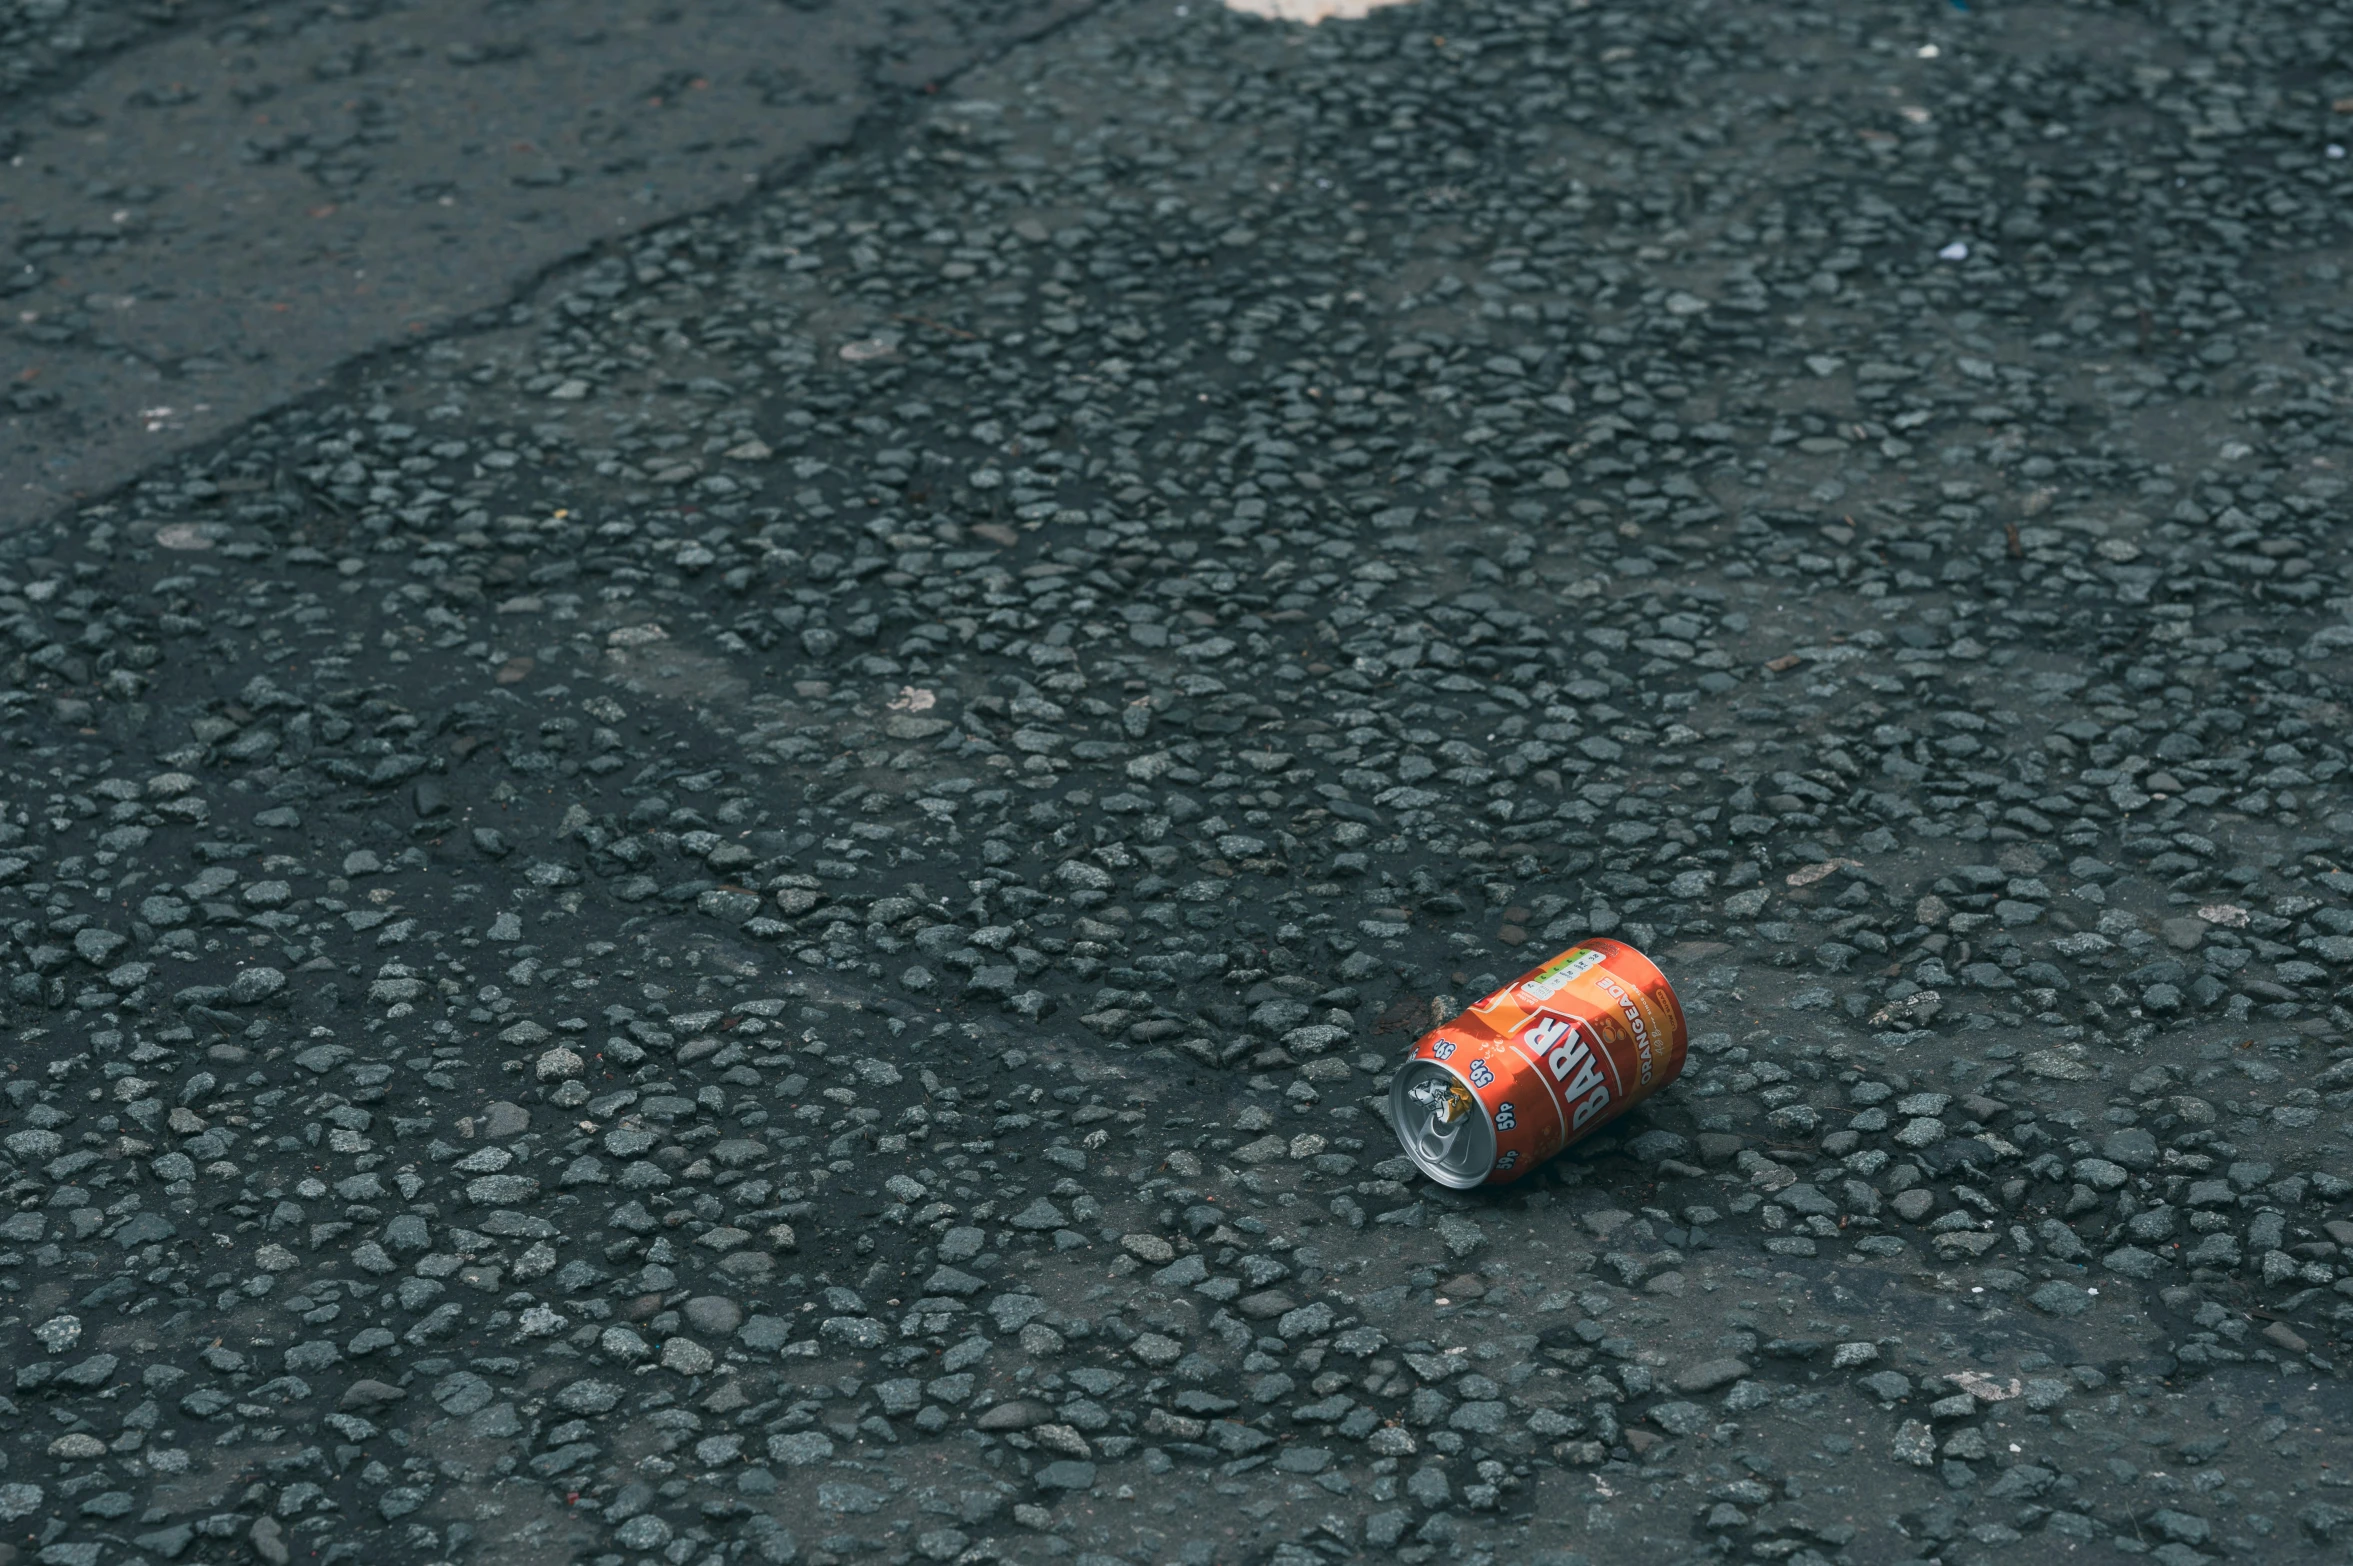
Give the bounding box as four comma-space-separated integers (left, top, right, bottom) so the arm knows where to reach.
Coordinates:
1388, 938, 1689, 1188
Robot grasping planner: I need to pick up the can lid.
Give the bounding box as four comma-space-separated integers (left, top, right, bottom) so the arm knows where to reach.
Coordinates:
1388, 1058, 1493, 1190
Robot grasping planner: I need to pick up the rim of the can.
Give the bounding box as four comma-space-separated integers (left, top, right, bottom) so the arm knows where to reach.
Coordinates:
1388, 1057, 1493, 1191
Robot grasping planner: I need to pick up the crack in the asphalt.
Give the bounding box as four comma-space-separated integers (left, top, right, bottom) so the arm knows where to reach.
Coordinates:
0, 0, 1112, 535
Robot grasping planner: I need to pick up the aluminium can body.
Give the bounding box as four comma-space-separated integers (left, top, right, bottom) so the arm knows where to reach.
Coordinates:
1388, 938, 1689, 1188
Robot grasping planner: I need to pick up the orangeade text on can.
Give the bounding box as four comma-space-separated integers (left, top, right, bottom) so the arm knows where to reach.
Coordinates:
1388, 938, 1689, 1188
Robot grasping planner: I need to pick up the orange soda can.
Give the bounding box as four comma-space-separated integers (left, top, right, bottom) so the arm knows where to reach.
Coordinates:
1387, 938, 1689, 1188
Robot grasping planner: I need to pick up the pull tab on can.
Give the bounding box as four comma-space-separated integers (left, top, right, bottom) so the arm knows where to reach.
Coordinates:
1390, 1060, 1495, 1190
1386, 937, 1688, 1188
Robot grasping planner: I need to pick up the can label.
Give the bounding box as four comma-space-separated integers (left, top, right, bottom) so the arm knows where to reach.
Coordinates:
1387, 938, 1688, 1188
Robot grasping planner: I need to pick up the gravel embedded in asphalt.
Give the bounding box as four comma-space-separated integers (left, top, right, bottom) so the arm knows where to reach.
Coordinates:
2, 1, 2353, 1564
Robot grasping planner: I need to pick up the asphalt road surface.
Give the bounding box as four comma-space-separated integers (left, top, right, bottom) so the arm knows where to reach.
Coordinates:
0, 0, 1095, 532
3, 2, 2353, 1566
